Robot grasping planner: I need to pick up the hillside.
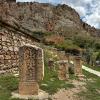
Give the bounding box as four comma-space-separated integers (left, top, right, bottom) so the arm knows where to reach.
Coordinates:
0, 2, 100, 38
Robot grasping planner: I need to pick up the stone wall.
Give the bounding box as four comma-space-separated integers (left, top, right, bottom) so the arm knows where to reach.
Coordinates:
0, 27, 37, 74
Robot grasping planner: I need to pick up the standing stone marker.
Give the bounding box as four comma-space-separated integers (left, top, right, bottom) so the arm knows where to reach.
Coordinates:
66, 53, 70, 63
19, 45, 44, 95
74, 56, 83, 77
57, 60, 69, 80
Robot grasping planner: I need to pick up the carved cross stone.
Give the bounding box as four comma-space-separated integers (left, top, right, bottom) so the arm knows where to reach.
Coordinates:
74, 56, 83, 77
19, 45, 44, 95
57, 60, 69, 80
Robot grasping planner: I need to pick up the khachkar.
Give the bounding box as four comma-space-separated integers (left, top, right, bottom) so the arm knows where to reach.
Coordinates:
74, 56, 83, 77
57, 60, 69, 80
19, 45, 44, 95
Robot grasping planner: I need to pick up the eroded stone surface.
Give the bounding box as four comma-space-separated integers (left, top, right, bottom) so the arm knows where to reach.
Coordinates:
19, 45, 44, 95
74, 56, 83, 77
57, 60, 69, 80
0, 27, 37, 74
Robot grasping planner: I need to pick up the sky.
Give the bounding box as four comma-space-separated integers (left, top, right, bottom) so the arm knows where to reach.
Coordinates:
17, 0, 100, 29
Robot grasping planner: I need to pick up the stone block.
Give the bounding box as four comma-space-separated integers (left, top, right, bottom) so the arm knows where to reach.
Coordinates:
9, 46, 13, 51
4, 55, 11, 60
0, 55, 4, 64
0, 45, 2, 50
2, 41, 7, 46
14, 47, 19, 51
19, 45, 44, 95
19, 81, 39, 95
2, 36, 7, 41
3, 46, 8, 51
74, 56, 83, 77
7, 42, 11, 46
57, 60, 69, 80
0, 50, 6, 55
4, 59, 11, 65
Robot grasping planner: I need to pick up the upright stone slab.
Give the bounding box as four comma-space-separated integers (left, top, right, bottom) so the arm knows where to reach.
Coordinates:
57, 60, 69, 80
19, 45, 44, 95
74, 56, 83, 77
66, 53, 70, 63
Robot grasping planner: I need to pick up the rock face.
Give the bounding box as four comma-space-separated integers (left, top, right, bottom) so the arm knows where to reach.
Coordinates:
0, 2, 99, 74
0, 2, 99, 37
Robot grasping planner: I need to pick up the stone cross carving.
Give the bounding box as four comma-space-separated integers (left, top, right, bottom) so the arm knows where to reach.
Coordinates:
74, 56, 83, 77
57, 60, 69, 80
19, 45, 44, 95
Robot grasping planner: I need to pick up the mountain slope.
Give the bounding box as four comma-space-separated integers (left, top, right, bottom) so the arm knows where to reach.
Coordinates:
0, 2, 100, 37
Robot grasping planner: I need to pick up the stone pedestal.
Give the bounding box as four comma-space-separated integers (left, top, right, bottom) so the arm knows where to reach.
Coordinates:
74, 56, 83, 77
57, 60, 69, 80
19, 45, 44, 95
12, 90, 49, 100
19, 81, 39, 95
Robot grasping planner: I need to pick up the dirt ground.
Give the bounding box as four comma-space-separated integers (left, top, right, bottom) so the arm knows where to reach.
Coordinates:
51, 80, 87, 100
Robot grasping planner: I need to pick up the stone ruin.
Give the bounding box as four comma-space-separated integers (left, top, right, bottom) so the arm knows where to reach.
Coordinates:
74, 56, 83, 77
0, 20, 40, 75
57, 60, 69, 80
19, 45, 44, 95
56, 51, 83, 80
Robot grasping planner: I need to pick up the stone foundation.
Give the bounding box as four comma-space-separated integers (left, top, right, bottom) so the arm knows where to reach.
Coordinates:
19, 81, 39, 95
12, 90, 49, 100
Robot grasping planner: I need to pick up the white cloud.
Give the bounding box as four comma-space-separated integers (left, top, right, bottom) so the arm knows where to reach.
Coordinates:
83, 1, 100, 28
61, 0, 100, 28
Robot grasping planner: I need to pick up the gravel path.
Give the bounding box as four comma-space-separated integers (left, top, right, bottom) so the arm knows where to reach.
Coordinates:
82, 65, 100, 77
51, 80, 86, 100
70, 61, 100, 77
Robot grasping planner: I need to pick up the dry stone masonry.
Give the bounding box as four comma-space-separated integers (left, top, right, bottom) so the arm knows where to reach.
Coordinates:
19, 45, 44, 95
0, 26, 39, 74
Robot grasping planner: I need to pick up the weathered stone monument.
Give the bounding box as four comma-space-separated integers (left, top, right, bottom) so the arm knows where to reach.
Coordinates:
57, 60, 69, 80
74, 56, 83, 77
19, 45, 44, 95
66, 53, 70, 63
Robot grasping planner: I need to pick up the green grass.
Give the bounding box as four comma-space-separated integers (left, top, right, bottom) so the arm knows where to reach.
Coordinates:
0, 75, 23, 100
39, 64, 74, 95
0, 75, 37, 100
90, 66, 100, 71
78, 70, 100, 100
85, 64, 100, 72
0, 61, 74, 99
0, 75, 19, 91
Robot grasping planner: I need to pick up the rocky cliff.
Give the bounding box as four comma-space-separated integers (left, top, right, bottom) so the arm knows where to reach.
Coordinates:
0, 2, 99, 38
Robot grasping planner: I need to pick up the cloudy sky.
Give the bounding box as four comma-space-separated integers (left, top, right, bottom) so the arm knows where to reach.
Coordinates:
17, 0, 100, 29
